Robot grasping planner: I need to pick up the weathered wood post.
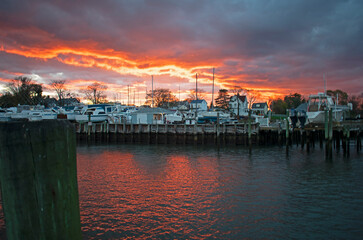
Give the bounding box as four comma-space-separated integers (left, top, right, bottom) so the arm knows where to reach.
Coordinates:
278, 122, 282, 146
0, 120, 82, 240
327, 109, 333, 159
324, 110, 329, 158
346, 126, 350, 157
201, 125, 205, 145
248, 110, 252, 153
193, 122, 198, 143
87, 114, 91, 140
301, 129, 305, 150
285, 109, 290, 146
122, 118, 126, 134
336, 130, 340, 152
357, 131, 361, 153
217, 112, 220, 137
306, 130, 310, 152
342, 127, 347, 155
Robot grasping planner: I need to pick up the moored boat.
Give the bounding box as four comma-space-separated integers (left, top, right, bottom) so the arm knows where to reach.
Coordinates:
306, 92, 351, 123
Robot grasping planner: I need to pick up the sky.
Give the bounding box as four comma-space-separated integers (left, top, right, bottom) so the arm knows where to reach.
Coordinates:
0, 0, 362, 105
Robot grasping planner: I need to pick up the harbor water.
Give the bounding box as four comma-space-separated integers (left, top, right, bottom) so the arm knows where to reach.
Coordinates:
1, 143, 362, 239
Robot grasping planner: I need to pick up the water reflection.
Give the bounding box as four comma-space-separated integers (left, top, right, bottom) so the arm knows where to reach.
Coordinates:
76, 144, 363, 239
0, 144, 362, 239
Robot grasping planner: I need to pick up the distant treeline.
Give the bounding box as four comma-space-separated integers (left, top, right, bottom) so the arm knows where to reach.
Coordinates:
1, 76, 362, 117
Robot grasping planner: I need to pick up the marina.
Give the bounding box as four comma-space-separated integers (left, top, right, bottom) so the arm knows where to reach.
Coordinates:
1, 1, 363, 239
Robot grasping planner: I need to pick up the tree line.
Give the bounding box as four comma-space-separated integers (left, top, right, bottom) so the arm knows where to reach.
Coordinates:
0, 76, 109, 107
1, 76, 362, 117
270, 91, 363, 116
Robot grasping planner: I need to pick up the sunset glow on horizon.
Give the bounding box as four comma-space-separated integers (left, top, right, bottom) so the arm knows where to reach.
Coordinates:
1, 0, 362, 105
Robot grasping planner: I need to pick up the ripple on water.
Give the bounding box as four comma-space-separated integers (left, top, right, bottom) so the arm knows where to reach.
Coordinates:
0, 144, 362, 239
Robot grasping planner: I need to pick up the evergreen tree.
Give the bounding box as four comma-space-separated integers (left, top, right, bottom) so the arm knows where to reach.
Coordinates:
215, 89, 230, 110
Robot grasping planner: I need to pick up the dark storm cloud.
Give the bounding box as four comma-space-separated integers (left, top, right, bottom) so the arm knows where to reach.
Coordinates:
0, 0, 362, 95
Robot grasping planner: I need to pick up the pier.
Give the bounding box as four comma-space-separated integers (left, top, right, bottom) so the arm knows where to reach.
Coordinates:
75, 120, 363, 156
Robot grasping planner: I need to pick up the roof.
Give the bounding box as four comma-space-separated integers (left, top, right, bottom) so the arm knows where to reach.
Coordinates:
230, 95, 247, 102
252, 102, 268, 109
131, 107, 173, 115
190, 99, 207, 104
294, 103, 308, 112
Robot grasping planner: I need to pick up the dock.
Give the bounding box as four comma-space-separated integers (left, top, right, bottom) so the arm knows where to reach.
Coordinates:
74, 120, 363, 156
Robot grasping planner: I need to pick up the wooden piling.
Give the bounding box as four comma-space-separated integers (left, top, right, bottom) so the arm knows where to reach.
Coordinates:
248, 110, 252, 153
285, 109, 290, 147
306, 130, 310, 152
0, 120, 82, 240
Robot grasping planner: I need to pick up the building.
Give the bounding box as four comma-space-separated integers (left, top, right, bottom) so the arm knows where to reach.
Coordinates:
229, 94, 249, 117
190, 99, 208, 111
130, 107, 173, 124
251, 102, 269, 116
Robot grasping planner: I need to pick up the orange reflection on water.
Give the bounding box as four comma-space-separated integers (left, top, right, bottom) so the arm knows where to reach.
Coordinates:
77, 147, 223, 239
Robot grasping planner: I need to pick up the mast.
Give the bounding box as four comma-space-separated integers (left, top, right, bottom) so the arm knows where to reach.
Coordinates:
195, 73, 198, 118
212, 67, 215, 110
127, 85, 130, 106
324, 73, 327, 95
195, 73, 198, 101
152, 75, 154, 108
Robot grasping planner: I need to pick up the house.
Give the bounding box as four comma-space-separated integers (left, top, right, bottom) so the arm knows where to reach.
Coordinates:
190, 99, 208, 111
229, 94, 249, 117
130, 107, 173, 124
251, 102, 269, 116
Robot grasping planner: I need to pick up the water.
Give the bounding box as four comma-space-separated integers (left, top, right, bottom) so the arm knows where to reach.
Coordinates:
1, 143, 363, 239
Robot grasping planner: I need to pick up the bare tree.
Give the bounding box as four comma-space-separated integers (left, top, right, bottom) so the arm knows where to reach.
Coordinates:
51, 80, 67, 106
247, 90, 260, 109
145, 88, 178, 107
7, 76, 43, 105
83, 82, 108, 104
230, 86, 247, 95
185, 89, 207, 102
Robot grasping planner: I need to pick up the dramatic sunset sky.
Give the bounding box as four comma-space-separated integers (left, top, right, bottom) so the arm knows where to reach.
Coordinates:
0, 0, 362, 104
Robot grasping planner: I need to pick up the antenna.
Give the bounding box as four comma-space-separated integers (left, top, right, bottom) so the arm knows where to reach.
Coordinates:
324, 73, 327, 94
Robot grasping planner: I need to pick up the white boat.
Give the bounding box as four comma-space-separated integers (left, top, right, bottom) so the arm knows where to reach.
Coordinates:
10, 110, 32, 120
306, 92, 351, 123
0, 108, 15, 122
165, 111, 184, 124
74, 107, 108, 122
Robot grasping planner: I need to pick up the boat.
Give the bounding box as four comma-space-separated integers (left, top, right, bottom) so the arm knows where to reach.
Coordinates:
306, 92, 352, 123
74, 107, 108, 123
